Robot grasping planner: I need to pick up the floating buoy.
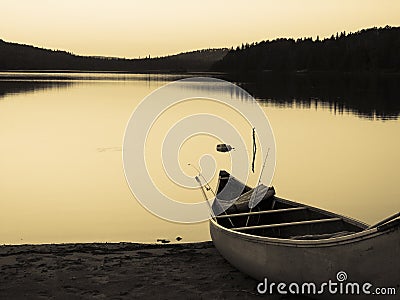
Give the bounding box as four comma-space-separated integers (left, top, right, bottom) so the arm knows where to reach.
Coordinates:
216, 144, 234, 152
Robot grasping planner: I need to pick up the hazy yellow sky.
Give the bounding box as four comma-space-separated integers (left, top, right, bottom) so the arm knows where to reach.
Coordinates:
1, 0, 399, 58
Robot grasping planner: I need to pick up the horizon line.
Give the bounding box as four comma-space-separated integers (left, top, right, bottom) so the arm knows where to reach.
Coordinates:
1, 25, 397, 61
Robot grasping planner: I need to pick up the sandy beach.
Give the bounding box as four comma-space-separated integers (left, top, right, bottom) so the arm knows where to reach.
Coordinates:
0, 242, 305, 299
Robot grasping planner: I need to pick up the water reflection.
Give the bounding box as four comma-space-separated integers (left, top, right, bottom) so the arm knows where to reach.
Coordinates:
0, 81, 73, 99
0, 72, 191, 99
0, 72, 189, 82
2, 72, 398, 121
0, 72, 398, 244
223, 72, 400, 120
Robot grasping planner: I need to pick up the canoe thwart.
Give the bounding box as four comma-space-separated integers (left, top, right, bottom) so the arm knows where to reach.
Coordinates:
231, 217, 342, 232
216, 207, 307, 219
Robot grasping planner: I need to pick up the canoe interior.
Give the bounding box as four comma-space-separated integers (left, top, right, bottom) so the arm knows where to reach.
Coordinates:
213, 171, 366, 240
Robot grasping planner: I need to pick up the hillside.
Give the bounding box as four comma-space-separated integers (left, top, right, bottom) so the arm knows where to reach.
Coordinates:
212, 26, 400, 73
0, 40, 228, 72
2, 26, 399, 73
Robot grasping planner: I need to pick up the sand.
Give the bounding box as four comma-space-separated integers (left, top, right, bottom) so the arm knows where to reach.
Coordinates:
0, 242, 306, 299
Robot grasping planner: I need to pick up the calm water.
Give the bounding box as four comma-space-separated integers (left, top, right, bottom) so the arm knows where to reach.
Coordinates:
0, 73, 399, 244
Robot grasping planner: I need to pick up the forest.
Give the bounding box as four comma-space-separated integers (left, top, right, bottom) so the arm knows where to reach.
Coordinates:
0, 40, 227, 72
212, 26, 400, 73
0, 26, 399, 73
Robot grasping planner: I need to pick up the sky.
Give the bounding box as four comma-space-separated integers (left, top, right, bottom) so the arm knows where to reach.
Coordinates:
1, 0, 399, 58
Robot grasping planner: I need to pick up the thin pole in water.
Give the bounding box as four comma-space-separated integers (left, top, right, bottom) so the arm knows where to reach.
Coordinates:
252, 128, 257, 173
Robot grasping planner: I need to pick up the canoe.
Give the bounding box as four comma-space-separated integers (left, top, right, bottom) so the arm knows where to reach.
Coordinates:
209, 170, 400, 298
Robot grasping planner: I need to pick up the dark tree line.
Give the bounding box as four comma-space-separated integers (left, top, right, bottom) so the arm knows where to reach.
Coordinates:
0, 40, 227, 72
212, 26, 400, 72
2, 26, 398, 73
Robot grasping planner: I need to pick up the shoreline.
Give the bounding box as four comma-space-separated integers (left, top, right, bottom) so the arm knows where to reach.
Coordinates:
0, 241, 297, 299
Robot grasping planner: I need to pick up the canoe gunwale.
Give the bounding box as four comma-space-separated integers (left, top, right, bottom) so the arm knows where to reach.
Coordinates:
210, 217, 391, 247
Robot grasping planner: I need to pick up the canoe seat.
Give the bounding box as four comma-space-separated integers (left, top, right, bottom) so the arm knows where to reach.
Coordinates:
216, 207, 307, 219
231, 217, 342, 232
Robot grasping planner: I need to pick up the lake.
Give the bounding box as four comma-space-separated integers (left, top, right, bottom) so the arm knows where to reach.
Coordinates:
0, 72, 399, 244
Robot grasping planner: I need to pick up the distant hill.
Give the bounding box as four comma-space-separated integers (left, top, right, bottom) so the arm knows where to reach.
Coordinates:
0, 40, 228, 72
2, 26, 399, 73
212, 26, 400, 73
